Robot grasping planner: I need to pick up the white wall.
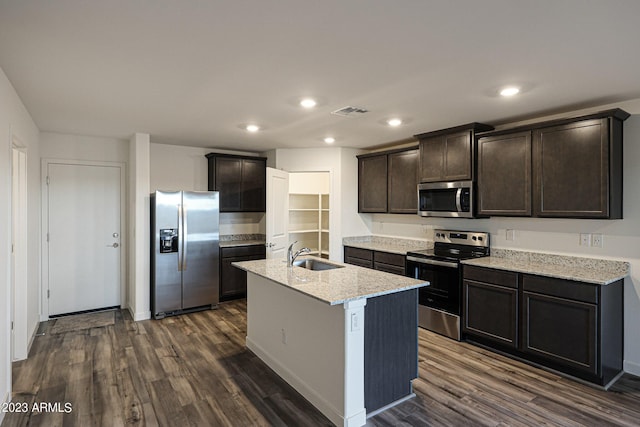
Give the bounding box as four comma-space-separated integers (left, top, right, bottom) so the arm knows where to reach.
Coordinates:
150, 142, 265, 236
360, 105, 640, 376
40, 132, 129, 163
0, 67, 40, 415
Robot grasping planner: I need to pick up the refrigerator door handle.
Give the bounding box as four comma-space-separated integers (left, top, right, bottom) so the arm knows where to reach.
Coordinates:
182, 205, 188, 271
177, 203, 184, 272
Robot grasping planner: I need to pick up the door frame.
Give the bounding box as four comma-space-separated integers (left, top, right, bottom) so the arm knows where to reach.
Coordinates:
10, 138, 28, 361
41, 158, 127, 320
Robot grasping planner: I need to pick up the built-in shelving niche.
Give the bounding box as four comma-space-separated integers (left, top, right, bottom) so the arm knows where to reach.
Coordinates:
288, 172, 330, 259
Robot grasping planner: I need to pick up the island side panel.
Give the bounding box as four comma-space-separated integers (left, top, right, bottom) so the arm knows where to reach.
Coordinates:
364, 289, 419, 413
245, 273, 366, 427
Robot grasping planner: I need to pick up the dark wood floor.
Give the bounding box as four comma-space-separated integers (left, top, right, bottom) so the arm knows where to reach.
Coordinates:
3, 299, 639, 427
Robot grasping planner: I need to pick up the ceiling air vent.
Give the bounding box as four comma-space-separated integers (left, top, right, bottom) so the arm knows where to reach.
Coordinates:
331, 106, 369, 117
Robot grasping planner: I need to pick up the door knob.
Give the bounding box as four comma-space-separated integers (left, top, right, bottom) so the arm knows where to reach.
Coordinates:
106, 243, 119, 248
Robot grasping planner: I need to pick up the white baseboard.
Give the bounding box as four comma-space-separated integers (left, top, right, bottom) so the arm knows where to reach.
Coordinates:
246, 337, 365, 427
624, 360, 640, 377
128, 306, 151, 321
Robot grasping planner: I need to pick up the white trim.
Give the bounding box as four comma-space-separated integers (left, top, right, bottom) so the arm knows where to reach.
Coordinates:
624, 360, 640, 377
40, 158, 127, 320
10, 140, 28, 360
127, 306, 150, 322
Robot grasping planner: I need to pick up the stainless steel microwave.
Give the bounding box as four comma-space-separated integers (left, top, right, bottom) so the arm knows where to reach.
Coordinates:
418, 181, 474, 218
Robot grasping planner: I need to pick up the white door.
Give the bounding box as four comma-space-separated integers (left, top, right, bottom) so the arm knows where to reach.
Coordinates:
266, 167, 289, 259
47, 162, 122, 316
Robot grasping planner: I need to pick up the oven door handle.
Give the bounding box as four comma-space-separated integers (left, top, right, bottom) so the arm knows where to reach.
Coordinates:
455, 188, 462, 212
406, 256, 458, 269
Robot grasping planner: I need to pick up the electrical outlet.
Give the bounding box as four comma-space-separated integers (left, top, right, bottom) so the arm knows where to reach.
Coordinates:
350, 312, 360, 331
592, 234, 603, 248
505, 229, 514, 241
579, 233, 591, 247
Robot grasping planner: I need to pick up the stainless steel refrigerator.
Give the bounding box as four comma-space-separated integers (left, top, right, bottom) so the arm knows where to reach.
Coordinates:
151, 190, 219, 319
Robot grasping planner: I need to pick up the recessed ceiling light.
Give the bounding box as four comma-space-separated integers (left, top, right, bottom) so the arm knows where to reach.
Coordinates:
387, 118, 403, 127
246, 124, 260, 132
300, 98, 317, 109
500, 86, 520, 97
324, 137, 335, 144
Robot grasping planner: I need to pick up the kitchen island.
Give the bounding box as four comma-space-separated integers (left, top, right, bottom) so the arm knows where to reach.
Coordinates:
233, 257, 428, 427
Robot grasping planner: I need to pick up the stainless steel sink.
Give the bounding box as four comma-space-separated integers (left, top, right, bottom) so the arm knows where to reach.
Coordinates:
292, 259, 344, 271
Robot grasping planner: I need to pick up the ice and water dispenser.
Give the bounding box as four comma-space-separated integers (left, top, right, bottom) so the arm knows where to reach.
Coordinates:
160, 229, 178, 253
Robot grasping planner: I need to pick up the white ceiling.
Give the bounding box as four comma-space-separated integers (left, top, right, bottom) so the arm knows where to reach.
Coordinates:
1, 0, 640, 151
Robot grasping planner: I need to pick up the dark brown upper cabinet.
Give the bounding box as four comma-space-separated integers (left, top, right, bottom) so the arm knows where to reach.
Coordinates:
533, 113, 626, 218
358, 153, 388, 213
477, 131, 532, 216
475, 108, 628, 219
205, 153, 267, 212
358, 147, 418, 214
415, 123, 493, 183
388, 148, 419, 213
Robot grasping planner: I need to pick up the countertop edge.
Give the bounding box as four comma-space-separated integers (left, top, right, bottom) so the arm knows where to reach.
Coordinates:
233, 258, 428, 305
219, 240, 265, 248
461, 257, 628, 285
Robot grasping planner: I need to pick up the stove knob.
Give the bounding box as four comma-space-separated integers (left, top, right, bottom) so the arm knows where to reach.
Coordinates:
472, 236, 477, 241
478, 236, 483, 241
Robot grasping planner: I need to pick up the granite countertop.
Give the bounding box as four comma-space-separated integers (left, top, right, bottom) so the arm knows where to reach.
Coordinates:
462, 249, 629, 285
219, 239, 265, 248
219, 234, 265, 248
342, 236, 432, 255
233, 256, 429, 305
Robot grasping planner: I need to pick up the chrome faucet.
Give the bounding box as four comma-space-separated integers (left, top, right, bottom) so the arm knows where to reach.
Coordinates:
287, 241, 311, 266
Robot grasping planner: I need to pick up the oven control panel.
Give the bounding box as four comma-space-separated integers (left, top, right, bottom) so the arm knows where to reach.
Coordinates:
433, 229, 489, 247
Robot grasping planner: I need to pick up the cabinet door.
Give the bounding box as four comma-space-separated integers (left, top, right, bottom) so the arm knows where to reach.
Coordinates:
388, 149, 418, 213
418, 136, 445, 182
214, 157, 243, 212
444, 131, 473, 181
477, 132, 532, 216
241, 158, 266, 212
523, 291, 597, 376
220, 246, 266, 300
220, 256, 248, 299
533, 118, 609, 218
463, 279, 518, 348
358, 155, 388, 212
419, 131, 472, 182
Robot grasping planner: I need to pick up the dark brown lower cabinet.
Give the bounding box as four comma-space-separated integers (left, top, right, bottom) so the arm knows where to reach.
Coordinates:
344, 246, 406, 275
523, 291, 597, 375
463, 279, 518, 349
220, 245, 266, 301
344, 246, 373, 268
462, 265, 623, 387
373, 251, 406, 275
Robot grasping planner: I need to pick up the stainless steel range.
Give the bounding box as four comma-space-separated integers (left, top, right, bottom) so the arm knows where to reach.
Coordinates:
406, 230, 490, 340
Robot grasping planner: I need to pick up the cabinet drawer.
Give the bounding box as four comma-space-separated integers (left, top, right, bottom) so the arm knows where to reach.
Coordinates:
344, 246, 373, 262
523, 274, 598, 304
221, 244, 266, 259
345, 256, 373, 268
374, 251, 405, 267
374, 262, 406, 276
463, 266, 518, 289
